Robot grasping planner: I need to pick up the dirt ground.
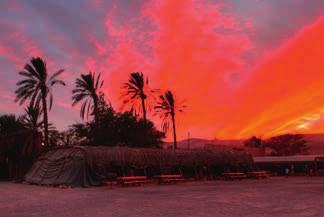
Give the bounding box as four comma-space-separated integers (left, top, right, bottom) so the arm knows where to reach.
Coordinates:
0, 177, 323, 217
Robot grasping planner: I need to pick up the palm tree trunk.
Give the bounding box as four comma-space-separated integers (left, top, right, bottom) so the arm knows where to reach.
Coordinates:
41, 90, 49, 148
93, 96, 99, 126
91, 95, 99, 145
171, 113, 177, 150
141, 96, 147, 123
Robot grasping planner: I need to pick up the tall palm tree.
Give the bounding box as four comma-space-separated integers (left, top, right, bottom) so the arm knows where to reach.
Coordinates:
122, 72, 154, 123
15, 57, 65, 147
155, 90, 185, 150
72, 72, 104, 125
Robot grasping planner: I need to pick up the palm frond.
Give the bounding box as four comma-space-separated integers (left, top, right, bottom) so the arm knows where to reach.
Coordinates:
15, 56, 65, 111
154, 90, 185, 134
50, 79, 65, 87
30, 57, 47, 80
21, 105, 43, 132
121, 71, 155, 118
72, 72, 102, 120
49, 93, 53, 111
49, 69, 64, 81
23, 63, 40, 79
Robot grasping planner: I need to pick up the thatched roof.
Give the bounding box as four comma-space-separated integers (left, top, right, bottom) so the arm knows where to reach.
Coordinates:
254, 155, 324, 163
25, 146, 253, 186
82, 146, 253, 169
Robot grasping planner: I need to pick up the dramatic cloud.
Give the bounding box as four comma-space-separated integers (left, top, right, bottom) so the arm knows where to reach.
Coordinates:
231, 17, 324, 138
0, 0, 323, 140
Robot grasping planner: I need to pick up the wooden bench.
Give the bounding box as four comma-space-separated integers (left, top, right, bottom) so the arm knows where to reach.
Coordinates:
154, 175, 185, 184
117, 176, 148, 186
315, 169, 324, 176
247, 171, 268, 179
223, 172, 247, 180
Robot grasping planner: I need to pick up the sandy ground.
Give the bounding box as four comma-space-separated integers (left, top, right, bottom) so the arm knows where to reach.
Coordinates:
0, 177, 323, 217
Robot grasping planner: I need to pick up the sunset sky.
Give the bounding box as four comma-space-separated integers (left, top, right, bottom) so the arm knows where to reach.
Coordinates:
0, 0, 323, 140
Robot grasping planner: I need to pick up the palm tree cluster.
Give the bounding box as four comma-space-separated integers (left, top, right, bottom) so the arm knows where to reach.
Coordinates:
122, 72, 185, 149
13, 57, 186, 150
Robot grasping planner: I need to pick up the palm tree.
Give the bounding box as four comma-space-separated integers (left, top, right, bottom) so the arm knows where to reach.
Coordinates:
15, 57, 65, 147
21, 106, 43, 133
0, 114, 23, 137
122, 72, 154, 123
0, 114, 25, 179
0, 112, 42, 179
72, 72, 104, 125
20, 106, 43, 157
155, 90, 185, 149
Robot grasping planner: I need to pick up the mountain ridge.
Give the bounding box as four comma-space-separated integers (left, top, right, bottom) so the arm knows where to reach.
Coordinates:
164, 133, 324, 154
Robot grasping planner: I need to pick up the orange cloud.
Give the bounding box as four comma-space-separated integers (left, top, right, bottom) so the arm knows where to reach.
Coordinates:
222, 17, 324, 139
95, 1, 324, 140
101, 0, 252, 139
1, 0, 323, 141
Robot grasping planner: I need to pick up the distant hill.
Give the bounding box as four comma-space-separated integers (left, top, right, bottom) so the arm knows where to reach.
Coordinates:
163, 134, 324, 154
163, 138, 243, 150
303, 134, 324, 154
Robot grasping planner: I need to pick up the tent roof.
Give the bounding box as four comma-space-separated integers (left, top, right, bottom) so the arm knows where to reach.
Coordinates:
82, 146, 253, 168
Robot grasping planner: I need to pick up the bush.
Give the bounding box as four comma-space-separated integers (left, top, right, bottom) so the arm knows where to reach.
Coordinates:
68, 96, 165, 148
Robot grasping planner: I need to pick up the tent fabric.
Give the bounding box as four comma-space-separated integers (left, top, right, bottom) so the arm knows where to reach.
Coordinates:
25, 146, 253, 187
25, 147, 99, 187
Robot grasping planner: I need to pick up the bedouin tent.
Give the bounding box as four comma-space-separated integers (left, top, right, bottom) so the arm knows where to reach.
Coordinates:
25, 146, 253, 187
25, 147, 99, 187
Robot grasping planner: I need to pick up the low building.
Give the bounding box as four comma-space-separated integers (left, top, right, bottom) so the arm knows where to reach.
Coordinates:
254, 155, 324, 175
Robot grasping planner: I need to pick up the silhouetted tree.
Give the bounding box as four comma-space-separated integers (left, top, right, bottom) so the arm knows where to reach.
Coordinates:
265, 134, 309, 156
68, 93, 110, 145
48, 128, 60, 147
56, 129, 76, 146
0, 115, 24, 159
72, 72, 103, 126
114, 112, 165, 148
122, 72, 156, 123
21, 106, 43, 131
68, 123, 91, 146
0, 114, 24, 138
0, 114, 24, 179
20, 106, 43, 156
15, 57, 65, 147
155, 90, 185, 150
91, 94, 116, 145
0, 113, 42, 180
244, 136, 263, 148
69, 93, 164, 147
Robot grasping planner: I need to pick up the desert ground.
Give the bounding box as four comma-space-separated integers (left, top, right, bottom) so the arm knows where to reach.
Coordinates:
0, 177, 323, 217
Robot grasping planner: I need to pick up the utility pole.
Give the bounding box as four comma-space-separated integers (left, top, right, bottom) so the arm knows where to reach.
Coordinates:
187, 132, 190, 149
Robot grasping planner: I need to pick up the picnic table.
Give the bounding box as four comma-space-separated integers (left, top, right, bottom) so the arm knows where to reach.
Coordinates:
247, 171, 269, 179
154, 175, 185, 184
117, 176, 148, 186
223, 172, 247, 180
